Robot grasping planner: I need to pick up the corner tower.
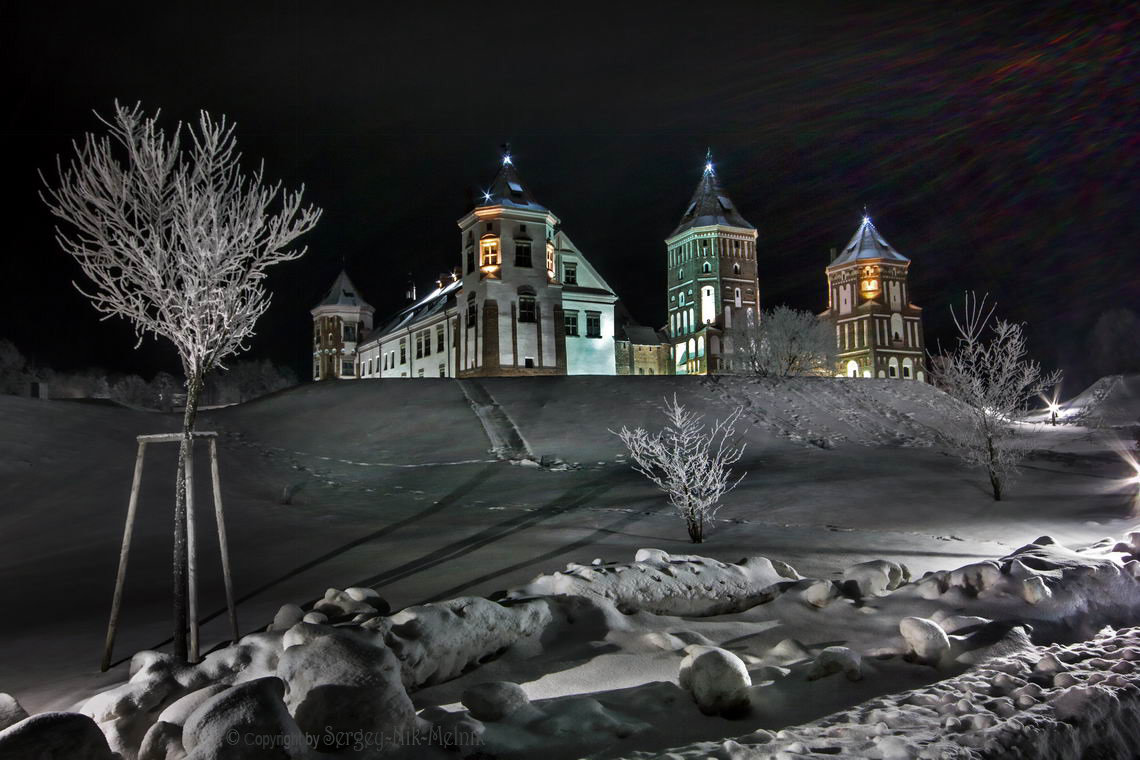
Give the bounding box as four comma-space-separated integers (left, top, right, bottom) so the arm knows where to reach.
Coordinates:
456, 149, 566, 376
311, 270, 374, 380
820, 214, 925, 381
665, 152, 759, 375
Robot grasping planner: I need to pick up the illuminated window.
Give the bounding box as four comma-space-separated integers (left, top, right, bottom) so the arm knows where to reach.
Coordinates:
586, 311, 601, 338
565, 311, 579, 336
480, 236, 500, 268
514, 241, 532, 268
546, 241, 556, 278
563, 262, 578, 285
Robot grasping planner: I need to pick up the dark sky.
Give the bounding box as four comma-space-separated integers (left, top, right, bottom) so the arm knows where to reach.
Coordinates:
3, 1, 1137, 386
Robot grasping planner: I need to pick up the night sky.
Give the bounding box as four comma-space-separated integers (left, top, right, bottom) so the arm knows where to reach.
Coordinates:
3, 1, 1137, 387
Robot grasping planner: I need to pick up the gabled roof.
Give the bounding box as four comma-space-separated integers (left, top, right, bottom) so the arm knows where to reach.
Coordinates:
830, 216, 910, 267
315, 270, 372, 311
670, 162, 755, 237
477, 155, 548, 212
362, 277, 462, 344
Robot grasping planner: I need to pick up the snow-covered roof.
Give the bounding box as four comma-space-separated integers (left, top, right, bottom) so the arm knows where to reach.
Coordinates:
314, 270, 372, 311
477, 157, 548, 212
363, 277, 462, 344
830, 216, 910, 267
670, 165, 755, 237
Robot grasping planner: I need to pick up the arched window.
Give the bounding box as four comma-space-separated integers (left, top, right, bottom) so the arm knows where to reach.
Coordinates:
733, 263, 741, 275
697, 336, 705, 357
734, 288, 742, 308
890, 313, 904, 342
916, 370, 925, 383
702, 261, 711, 273
688, 338, 696, 359
678, 291, 685, 306
889, 357, 899, 378
701, 286, 715, 324
846, 359, 859, 378
902, 357, 914, 379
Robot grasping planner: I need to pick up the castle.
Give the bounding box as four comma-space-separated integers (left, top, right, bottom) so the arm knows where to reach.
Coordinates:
311, 150, 925, 381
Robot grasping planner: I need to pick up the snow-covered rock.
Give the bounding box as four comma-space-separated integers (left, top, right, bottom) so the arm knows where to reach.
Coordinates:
899, 616, 950, 666
269, 603, 304, 631
0, 693, 28, 732
313, 586, 388, 619
276, 629, 415, 750
806, 646, 862, 681
509, 549, 799, 616
842, 559, 908, 597
1021, 575, 1053, 604
365, 596, 552, 688
156, 684, 229, 727
0, 711, 116, 760
461, 681, 531, 721
947, 560, 1002, 593
137, 720, 184, 760
764, 639, 813, 666
678, 646, 751, 716
182, 677, 307, 759
800, 580, 839, 608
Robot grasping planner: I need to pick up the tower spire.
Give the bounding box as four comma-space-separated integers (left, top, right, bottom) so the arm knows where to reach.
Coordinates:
704, 147, 714, 175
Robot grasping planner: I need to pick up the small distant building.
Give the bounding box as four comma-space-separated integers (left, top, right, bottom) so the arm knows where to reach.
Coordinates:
819, 215, 926, 381
311, 271, 373, 380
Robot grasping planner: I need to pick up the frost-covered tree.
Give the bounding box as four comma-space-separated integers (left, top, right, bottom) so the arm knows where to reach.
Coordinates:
614, 396, 746, 543
730, 305, 833, 377
0, 339, 29, 395
931, 293, 1061, 501
42, 102, 320, 660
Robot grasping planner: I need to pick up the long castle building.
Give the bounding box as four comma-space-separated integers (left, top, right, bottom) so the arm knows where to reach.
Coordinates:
312, 150, 925, 382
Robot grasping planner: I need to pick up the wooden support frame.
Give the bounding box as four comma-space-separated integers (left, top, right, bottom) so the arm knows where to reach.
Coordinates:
101, 431, 238, 671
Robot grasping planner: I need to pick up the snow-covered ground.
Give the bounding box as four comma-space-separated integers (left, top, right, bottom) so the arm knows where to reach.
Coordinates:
0, 375, 1137, 758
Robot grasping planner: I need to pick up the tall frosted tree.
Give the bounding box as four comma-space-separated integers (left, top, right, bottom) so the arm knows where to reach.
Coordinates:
931, 293, 1061, 501
730, 305, 834, 377
42, 102, 321, 660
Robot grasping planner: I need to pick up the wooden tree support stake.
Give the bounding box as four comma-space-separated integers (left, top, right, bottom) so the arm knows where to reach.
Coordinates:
101, 431, 239, 671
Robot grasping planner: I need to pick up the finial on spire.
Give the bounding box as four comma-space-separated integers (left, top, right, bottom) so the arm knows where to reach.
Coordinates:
862, 204, 870, 223
704, 147, 714, 175
501, 142, 513, 166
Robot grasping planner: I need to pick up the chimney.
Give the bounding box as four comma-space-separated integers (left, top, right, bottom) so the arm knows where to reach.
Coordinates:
829, 247, 838, 263
405, 274, 416, 302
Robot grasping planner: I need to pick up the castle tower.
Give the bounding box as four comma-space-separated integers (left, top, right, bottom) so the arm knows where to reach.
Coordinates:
455, 149, 566, 376
820, 214, 925, 381
665, 152, 759, 375
311, 270, 373, 380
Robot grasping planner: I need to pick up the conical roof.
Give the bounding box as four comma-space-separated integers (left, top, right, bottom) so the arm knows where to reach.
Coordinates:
478, 153, 547, 211
670, 160, 754, 237
315, 270, 372, 310
830, 216, 910, 267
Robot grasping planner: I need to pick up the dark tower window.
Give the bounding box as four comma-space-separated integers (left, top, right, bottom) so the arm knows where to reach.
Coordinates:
702, 262, 711, 273
518, 293, 537, 323
344, 324, 356, 342
515, 242, 532, 267
563, 262, 578, 285
733, 263, 740, 275
564, 311, 579, 336
466, 294, 477, 326
586, 311, 601, 338
466, 246, 475, 274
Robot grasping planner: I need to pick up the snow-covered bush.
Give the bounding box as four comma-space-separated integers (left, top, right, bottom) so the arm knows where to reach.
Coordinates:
728, 304, 834, 377
42, 102, 320, 659
614, 396, 746, 543
931, 292, 1062, 500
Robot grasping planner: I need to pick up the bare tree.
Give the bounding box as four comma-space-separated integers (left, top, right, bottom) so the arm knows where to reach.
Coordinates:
730, 305, 834, 377
42, 102, 320, 660
614, 396, 746, 543
931, 293, 1061, 501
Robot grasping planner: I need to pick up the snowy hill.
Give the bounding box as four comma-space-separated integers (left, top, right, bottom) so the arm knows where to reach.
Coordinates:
1, 374, 1136, 734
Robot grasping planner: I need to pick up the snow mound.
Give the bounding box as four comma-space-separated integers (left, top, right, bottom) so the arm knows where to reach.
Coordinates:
0, 693, 28, 732
507, 548, 800, 616
614, 626, 1140, 760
